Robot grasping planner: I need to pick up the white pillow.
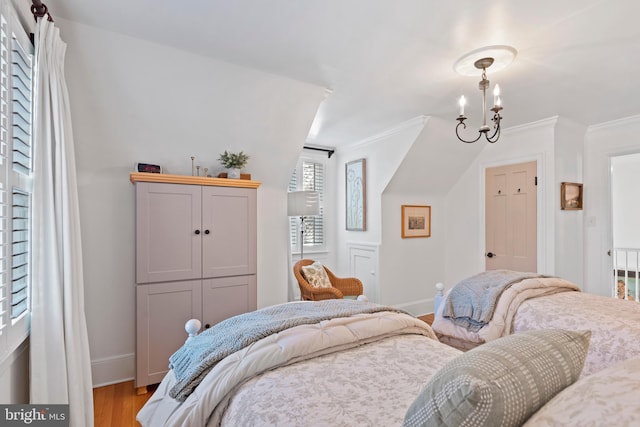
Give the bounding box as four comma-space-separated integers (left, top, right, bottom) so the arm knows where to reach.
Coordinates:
301, 262, 332, 288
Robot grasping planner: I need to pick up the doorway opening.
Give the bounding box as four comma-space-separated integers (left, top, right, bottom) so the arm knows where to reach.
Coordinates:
611, 153, 640, 301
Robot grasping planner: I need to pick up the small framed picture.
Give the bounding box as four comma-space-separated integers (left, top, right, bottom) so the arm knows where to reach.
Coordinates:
401, 205, 431, 238
561, 182, 583, 210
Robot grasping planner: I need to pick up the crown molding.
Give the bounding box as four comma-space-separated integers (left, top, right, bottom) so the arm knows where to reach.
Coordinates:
502, 116, 559, 135
588, 114, 640, 132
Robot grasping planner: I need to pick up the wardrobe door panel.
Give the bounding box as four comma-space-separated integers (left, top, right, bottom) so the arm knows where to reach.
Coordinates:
201, 276, 257, 329
136, 183, 202, 283
201, 186, 256, 278
136, 280, 202, 387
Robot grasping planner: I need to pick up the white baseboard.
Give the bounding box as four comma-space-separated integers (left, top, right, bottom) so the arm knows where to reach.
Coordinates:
91, 353, 135, 388
393, 298, 434, 317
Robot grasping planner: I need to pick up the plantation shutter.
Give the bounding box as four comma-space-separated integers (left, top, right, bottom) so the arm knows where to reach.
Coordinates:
301, 161, 323, 245
11, 188, 28, 318
288, 168, 298, 246
11, 35, 31, 175
9, 33, 31, 320
288, 159, 324, 251
0, 14, 8, 336
0, 8, 33, 336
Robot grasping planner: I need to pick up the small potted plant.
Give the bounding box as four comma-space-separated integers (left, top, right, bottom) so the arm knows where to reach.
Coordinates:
218, 150, 249, 179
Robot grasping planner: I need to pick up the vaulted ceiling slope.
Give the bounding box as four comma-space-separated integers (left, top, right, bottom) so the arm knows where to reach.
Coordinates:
52, 0, 640, 147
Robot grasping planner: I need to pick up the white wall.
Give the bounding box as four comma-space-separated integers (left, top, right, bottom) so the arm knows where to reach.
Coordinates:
445, 118, 555, 285
332, 115, 586, 315
443, 117, 586, 288
331, 117, 426, 309
584, 115, 640, 296
0, 340, 29, 403
379, 117, 483, 314
553, 118, 587, 284
58, 18, 326, 386
335, 117, 427, 274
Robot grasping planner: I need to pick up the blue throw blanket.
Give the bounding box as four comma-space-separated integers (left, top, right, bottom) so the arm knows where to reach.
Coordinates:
442, 270, 544, 332
168, 299, 408, 401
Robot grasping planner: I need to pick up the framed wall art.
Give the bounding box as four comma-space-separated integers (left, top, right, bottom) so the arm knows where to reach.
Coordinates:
345, 158, 366, 231
401, 205, 431, 238
560, 182, 583, 210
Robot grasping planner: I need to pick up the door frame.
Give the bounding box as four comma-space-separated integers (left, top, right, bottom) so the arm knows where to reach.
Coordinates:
479, 153, 548, 273
585, 118, 640, 296
607, 150, 640, 297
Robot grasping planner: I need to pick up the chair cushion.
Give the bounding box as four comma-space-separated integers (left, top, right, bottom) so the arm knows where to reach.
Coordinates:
301, 262, 332, 288
403, 329, 591, 427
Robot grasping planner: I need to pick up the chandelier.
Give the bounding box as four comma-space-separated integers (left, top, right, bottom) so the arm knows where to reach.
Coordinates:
454, 46, 517, 144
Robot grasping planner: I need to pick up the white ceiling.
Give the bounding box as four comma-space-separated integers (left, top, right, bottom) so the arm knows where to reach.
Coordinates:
50, 0, 640, 147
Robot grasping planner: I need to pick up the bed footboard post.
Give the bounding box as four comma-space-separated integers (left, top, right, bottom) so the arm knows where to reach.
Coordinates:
434, 282, 445, 314
185, 319, 202, 343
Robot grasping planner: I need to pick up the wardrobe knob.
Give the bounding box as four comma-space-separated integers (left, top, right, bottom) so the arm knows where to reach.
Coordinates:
194, 230, 200, 235
204, 323, 211, 329
204, 229, 210, 235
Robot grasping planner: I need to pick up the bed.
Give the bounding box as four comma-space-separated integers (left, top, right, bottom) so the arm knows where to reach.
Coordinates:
136, 298, 640, 426
432, 270, 640, 376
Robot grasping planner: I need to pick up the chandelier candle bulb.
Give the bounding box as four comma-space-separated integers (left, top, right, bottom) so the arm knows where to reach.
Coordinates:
493, 84, 500, 106
459, 95, 466, 116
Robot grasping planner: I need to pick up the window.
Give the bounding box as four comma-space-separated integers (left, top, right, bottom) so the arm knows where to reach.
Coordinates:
289, 155, 325, 253
0, 3, 33, 359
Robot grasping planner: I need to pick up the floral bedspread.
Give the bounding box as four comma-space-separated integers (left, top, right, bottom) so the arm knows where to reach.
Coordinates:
524, 354, 640, 426
513, 292, 640, 376
220, 335, 460, 426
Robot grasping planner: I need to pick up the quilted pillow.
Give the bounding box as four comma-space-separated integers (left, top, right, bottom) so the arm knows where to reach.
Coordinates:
300, 262, 332, 288
403, 329, 591, 427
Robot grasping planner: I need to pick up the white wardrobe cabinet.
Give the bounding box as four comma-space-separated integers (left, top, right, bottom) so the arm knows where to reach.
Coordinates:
131, 173, 260, 390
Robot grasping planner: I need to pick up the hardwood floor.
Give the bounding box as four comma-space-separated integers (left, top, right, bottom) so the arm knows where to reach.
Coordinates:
418, 312, 434, 325
93, 381, 156, 427
95, 312, 435, 425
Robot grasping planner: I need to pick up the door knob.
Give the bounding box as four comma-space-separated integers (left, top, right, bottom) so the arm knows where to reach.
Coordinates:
486, 252, 495, 258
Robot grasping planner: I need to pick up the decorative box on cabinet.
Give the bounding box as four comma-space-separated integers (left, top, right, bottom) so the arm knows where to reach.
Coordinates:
131, 173, 260, 390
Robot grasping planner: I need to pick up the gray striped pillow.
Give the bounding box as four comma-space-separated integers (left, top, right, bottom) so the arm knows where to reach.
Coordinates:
403, 329, 591, 427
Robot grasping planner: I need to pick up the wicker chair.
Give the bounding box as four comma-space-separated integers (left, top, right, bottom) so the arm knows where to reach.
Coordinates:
293, 259, 364, 301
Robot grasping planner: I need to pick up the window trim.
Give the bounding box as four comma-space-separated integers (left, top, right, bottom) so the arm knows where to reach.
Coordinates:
289, 152, 328, 254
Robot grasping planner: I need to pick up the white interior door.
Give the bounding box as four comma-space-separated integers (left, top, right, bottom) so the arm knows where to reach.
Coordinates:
485, 161, 537, 272
347, 243, 378, 302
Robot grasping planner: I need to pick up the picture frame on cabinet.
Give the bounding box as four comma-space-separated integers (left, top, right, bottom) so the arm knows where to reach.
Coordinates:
401, 205, 431, 238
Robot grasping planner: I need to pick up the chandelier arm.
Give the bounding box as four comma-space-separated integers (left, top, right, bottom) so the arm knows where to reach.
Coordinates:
456, 121, 484, 144
485, 117, 501, 143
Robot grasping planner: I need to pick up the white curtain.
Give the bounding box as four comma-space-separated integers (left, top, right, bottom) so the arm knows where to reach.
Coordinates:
30, 18, 94, 427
